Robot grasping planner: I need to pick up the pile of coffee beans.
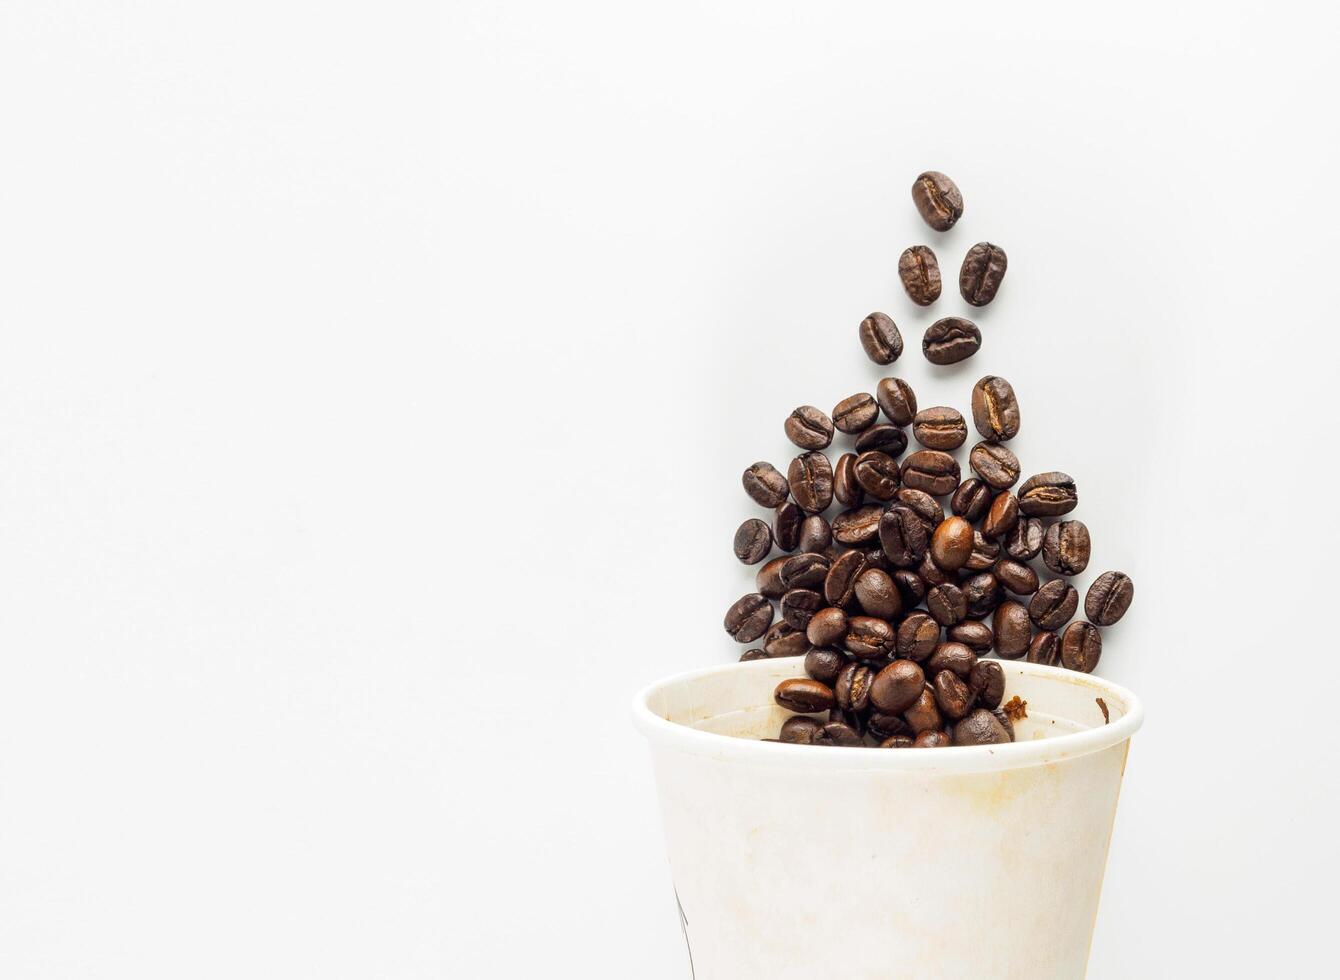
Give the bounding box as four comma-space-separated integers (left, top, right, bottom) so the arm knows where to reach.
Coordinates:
723, 172, 1134, 748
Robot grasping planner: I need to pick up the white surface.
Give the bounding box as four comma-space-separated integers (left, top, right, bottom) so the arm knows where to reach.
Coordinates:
636, 659, 1140, 979
0, 1, 1335, 977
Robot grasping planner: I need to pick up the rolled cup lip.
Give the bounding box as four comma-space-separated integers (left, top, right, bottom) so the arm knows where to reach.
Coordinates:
632, 658, 1143, 774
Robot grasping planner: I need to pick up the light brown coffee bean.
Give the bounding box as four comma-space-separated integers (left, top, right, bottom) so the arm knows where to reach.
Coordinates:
859, 312, 904, 365
970, 376, 1020, 443
911, 171, 963, 231
899, 245, 942, 305
875, 377, 918, 427
912, 407, 968, 450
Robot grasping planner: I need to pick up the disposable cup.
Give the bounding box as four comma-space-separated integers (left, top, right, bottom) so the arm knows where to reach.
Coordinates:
633, 657, 1143, 979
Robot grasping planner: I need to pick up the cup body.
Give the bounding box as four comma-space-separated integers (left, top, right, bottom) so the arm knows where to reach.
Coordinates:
633, 658, 1143, 980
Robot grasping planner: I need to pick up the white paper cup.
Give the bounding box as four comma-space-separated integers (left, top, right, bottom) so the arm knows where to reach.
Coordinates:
633, 658, 1143, 980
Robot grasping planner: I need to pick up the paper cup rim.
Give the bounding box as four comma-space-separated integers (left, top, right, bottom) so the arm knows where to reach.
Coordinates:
632, 658, 1143, 773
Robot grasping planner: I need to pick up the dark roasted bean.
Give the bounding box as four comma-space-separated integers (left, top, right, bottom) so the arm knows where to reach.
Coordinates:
1005, 517, 1044, 560
897, 612, 941, 661
992, 600, 1032, 658
1029, 579, 1079, 631
734, 518, 772, 564
763, 620, 810, 658
895, 487, 944, 528
903, 686, 943, 734
959, 242, 1008, 306
969, 441, 1021, 490
953, 708, 1012, 745
930, 516, 974, 572
926, 641, 977, 679
911, 171, 963, 231
775, 678, 835, 713
982, 491, 1019, 539
917, 551, 953, 587
949, 620, 993, 655
870, 659, 925, 713
831, 506, 883, 546
798, 514, 832, 553
781, 552, 830, 590
964, 531, 1000, 571
1043, 520, 1091, 575
912, 406, 968, 450
893, 569, 928, 609
835, 662, 874, 713
992, 708, 1015, 741
859, 312, 904, 365
901, 450, 960, 495
970, 376, 1020, 442
742, 461, 789, 508
1086, 571, 1134, 626
805, 646, 847, 684
1018, 472, 1078, 517
1060, 621, 1102, 673
820, 721, 864, 746
779, 715, 824, 744
833, 392, 879, 434
854, 451, 901, 500
772, 501, 803, 552
962, 572, 1003, 619
854, 568, 903, 619
899, 245, 942, 305
824, 549, 870, 607
923, 317, 981, 364
969, 660, 1006, 709
785, 406, 834, 450
724, 593, 773, 643
833, 452, 865, 507
927, 582, 967, 626
739, 648, 769, 662
845, 615, 895, 660
994, 558, 1039, 596
1026, 630, 1060, 666
933, 670, 974, 720
780, 588, 825, 629
914, 729, 953, 748
880, 735, 916, 748
757, 556, 789, 598
806, 607, 849, 647
854, 423, 908, 457
868, 711, 912, 739
876, 379, 917, 430
951, 478, 992, 523
788, 452, 834, 514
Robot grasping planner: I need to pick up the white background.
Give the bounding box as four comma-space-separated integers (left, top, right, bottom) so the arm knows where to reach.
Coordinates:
1, 1, 1337, 977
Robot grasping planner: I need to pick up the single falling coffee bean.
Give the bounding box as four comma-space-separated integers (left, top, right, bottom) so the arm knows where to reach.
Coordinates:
742, 461, 789, 508
733, 518, 773, 564
859, 312, 904, 365
833, 393, 879, 434
969, 441, 1021, 490
898, 245, 942, 305
784, 406, 834, 450
775, 677, 835, 713
724, 593, 773, 643
959, 242, 1008, 306
1029, 578, 1079, 631
1018, 472, 1078, 517
901, 450, 960, 496
923, 317, 982, 365
1086, 571, 1134, 626
1060, 621, 1102, 673
875, 377, 918, 426
912, 406, 968, 450
970, 376, 1020, 443
1043, 520, 1091, 575
911, 171, 963, 232
788, 452, 834, 514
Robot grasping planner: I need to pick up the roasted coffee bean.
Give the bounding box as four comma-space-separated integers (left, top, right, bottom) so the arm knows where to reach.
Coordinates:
968, 660, 1005, 709
933, 670, 974, 720
868, 711, 912, 739
1018, 472, 1078, 517
923, 317, 982, 365
859, 312, 904, 365
835, 663, 874, 713
854, 451, 901, 500
970, 376, 1020, 443
862, 546, 891, 572
820, 720, 864, 746
805, 647, 847, 684
742, 462, 789, 508
806, 607, 849, 647
1005, 517, 1044, 560
965, 531, 1001, 571
1086, 571, 1134, 626
1026, 630, 1060, 666
854, 423, 908, 457
833, 453, 865, 507
831, 506, 882, 546
788, 452, 834, 514
951, 478, 992, 523
779, 715, 824, 744
927, 582, 967, 626
993, 600, 1032, 658
898, 245, 942, 305
1029, 579, 1079, 631
845, 616, 895, 659
875, 378, 918, 427
917, 551, 953, 587
949, 620, 993, 655
824, 549, 870, 607
880, 735, 916, 749
895, 488, 944, 528
903, 686, 943, 734
854, 568, 902, 619
901, 450, 960, 495
913, 407, 968, 450
781, 552, 830, 590
775, 677, 835, 713
1043, 520, 1091, 575
953, 708, 1012, 746
992, 707, 1015, 741
914, 729, 953, 748
926, 641, 977, 679
893, 570, 928, 609
870, 659, 925, 713
740, 648, 770, 664
994, 558, 1039, 596
930, 516, 974, 572
772, 501, 803, 552
734, 518, 773, 564
897, 612, 941, 661
962, 572, 1003, 619
724, 593, 773, 643
1060, 621, 1102, 673
780, 588, 825, 629
959, 242, 1008, 306
969, 441, 1021, 490
763, 620, 810, 658
798, 514, 832, 553
757, 556, 789, 598
784, 406, 834, 450
982, 491, 1019, 539
834, 394, 879, 435
911, 171, 963, 231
